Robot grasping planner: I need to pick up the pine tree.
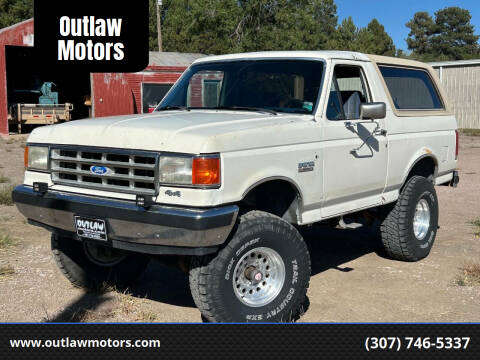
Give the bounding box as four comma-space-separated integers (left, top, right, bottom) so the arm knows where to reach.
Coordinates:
329, 17, 357, 51
356, 19, 396, 56
406, 7, 480, 61
0, 0, 33, 28
431, 7, 479, 60
406, 12, 435, 56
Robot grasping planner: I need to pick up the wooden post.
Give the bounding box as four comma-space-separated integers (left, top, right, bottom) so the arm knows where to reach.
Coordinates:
17, 103, 21, 134
157, 1, 163, 52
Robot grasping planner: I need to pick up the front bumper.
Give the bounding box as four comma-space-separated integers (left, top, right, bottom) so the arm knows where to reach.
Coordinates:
12, 185, 238, 255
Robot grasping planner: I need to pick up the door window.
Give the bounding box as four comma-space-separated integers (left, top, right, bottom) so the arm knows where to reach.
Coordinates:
326, 66, 370, 120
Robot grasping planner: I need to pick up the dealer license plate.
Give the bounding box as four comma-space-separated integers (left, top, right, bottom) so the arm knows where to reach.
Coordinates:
74, 216, 108, 241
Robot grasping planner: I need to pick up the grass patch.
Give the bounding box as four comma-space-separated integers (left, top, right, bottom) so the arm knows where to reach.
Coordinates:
456, 263, 480, 286
459, 128, 480, 136
470, 219, 480, 228
0, 185, 14, 206
0, 174, 9, 184
0, 265, 15, 278
136, 310, 157, 322
116, 290, 136, 316
470, 219, 480, 238
0, 233, 14, 249
76, 309, 105, 322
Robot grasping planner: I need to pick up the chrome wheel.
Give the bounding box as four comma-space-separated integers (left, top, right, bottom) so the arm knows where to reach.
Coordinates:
413, 198, 430, 240
83, 243, 126, 267
232, 247, 285, 307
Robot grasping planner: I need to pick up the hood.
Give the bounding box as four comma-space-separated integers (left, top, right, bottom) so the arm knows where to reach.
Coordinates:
27, 110, 317, 153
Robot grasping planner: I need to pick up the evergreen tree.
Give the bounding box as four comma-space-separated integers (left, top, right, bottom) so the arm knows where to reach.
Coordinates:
406, 7, 479, 61
0, 0, 33, 28
405, 12, 435, 56
329, 16, 357, 50
159, 0, 339, 54
161, 0, 241, 54
356, 19, 396, 56
431, 7, 479, 60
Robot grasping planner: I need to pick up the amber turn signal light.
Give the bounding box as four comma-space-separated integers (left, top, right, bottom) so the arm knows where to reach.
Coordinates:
192, 157, 220, 185
24, 146, 29, 168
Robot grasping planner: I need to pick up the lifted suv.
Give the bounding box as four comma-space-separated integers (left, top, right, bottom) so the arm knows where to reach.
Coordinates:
13, 51, 459, 322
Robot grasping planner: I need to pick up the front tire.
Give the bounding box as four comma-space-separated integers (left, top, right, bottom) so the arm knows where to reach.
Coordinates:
189, 210, 311, 322
380, 175, 439, 261
51, 234, 149, 289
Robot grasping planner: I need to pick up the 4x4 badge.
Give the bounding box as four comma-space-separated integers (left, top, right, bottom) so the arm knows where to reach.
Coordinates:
165, 190, 181, 197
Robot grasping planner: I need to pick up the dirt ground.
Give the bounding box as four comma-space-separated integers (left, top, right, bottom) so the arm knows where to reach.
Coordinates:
0, 134, 479, 323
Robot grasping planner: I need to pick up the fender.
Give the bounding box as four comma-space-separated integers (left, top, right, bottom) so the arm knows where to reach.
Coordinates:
400, 152, 439, 188
241, 176, 304, 201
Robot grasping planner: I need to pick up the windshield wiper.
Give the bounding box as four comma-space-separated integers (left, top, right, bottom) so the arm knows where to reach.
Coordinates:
156, 105, 190, 111
214, 106, 277, 115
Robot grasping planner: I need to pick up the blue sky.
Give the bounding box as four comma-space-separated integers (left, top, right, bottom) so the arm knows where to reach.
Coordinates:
336, 0, 480, 51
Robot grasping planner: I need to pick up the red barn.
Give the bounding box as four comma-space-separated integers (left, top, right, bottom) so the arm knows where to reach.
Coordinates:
92, 52, 205, 117
0, 18, 204, 135
0, 19, 34, 135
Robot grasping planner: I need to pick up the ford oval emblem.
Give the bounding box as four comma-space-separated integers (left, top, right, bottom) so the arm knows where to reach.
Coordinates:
90, 166, 109, 175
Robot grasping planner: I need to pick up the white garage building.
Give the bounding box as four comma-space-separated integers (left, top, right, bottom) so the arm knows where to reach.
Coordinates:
430, 59, 480, 129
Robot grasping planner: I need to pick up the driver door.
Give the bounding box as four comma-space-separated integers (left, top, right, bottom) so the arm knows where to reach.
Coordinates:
320, 60, 388, 217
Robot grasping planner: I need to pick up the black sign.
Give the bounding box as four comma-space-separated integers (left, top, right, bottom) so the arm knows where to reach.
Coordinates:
34, 0, 149, 72
74, 216, 108, 241
1, 324, 479, 359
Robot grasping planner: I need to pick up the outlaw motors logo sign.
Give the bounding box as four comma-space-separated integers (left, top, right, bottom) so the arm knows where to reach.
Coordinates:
74, 216, 107, 241
76, 219, 105, 232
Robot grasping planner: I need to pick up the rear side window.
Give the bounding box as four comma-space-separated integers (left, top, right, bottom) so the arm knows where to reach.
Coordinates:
379, 66, 443, 110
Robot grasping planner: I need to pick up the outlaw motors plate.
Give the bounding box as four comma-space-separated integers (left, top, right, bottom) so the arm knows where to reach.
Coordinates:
74, 216, 107, 241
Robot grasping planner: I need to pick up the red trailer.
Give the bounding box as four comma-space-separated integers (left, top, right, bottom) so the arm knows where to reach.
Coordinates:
0, 18, 204, 135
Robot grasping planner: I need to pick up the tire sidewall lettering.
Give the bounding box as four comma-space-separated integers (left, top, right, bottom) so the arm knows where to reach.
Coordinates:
218, 224, 308, 322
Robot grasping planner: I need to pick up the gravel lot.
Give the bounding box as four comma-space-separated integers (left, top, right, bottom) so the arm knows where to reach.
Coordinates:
0, 133, 479, 322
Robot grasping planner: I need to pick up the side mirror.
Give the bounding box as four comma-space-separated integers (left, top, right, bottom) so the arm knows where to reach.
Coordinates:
360, 102, 386, 120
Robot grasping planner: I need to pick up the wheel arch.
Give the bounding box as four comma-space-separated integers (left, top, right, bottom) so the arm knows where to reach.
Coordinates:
401, 154, 438, 189
240, 176, 303, 223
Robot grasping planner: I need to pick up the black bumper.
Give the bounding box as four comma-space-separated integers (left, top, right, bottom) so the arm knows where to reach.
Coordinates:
12, 185, 239, 256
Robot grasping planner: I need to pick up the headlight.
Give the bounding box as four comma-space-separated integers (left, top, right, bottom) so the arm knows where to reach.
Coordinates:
25, 145, 49, 171
159, 155, 220, 187
159, 156, 193, 185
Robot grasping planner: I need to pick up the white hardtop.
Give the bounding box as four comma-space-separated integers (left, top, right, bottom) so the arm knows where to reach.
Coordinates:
192, 51, 371, 64
193, 51, 435, 72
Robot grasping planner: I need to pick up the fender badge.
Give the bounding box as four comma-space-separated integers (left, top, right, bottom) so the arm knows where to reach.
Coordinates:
298, 161, 315, 172
165, 190, 181, 197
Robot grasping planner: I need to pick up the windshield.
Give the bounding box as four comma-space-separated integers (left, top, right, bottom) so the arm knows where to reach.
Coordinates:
156, 59, 324, 115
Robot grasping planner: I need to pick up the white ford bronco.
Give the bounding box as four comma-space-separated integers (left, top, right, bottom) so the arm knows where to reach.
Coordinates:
13, 51, 459, 322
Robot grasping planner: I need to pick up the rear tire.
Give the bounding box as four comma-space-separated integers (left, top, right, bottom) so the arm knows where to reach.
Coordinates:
51, 234, 149, 290
189, 210, 311, 322
380, 176, 439, 261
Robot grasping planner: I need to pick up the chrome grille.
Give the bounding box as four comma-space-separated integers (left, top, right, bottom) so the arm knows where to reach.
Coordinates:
50, 147, 158, 195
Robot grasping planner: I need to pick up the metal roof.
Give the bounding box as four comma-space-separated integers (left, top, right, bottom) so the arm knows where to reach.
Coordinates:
0, 18, 33, 35
148, 52, 206, 67
429, 59, 480, 67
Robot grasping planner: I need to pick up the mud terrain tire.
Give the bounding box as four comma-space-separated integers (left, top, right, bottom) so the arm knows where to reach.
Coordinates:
189, 210, 311, 322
